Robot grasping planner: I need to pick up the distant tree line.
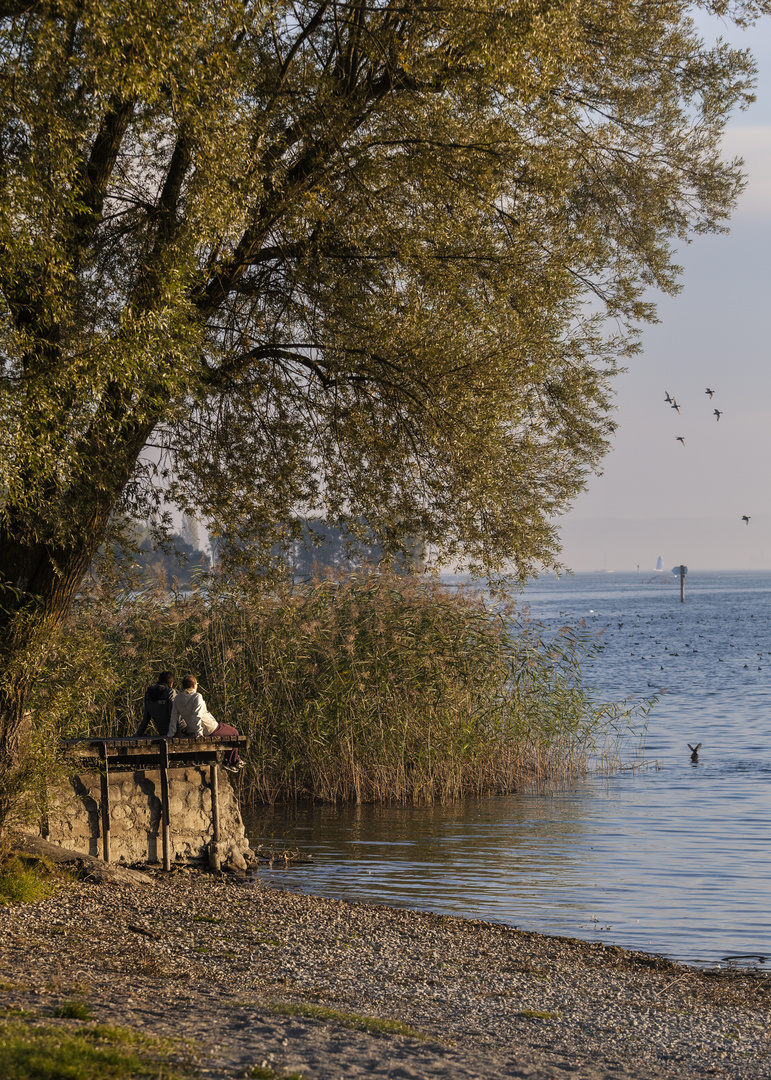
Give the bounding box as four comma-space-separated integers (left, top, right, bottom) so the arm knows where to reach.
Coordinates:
286, 519, 425, 579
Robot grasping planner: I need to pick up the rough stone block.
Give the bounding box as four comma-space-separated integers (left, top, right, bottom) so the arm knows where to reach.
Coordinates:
226, 847, 247, 872
43, 764, 250, 866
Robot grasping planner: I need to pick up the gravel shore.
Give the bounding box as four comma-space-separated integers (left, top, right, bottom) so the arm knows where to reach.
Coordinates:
1, 866, 769, 1079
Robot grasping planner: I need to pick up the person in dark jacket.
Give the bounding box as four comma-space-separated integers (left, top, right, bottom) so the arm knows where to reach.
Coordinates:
135, 672, 176, 737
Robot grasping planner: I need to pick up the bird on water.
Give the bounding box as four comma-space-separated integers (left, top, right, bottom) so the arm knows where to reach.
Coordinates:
688, 743, 701, 762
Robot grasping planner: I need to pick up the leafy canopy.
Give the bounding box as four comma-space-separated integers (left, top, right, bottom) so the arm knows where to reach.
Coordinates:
0, 0, 766, 583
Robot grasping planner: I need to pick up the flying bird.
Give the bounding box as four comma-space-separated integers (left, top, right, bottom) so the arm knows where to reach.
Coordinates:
705, 388, 715, 398
671, 399, 680, 413
676, 436, 685, 445
665, 391, 673, 403
714, 409, 722, 421
688, 742, 701, 762
742, 515, 751, 525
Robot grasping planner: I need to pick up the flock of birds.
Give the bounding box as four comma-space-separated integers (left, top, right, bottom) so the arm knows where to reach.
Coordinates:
665, 386, 722, 434
664, 387, 750, 527
664, 386, 749, 758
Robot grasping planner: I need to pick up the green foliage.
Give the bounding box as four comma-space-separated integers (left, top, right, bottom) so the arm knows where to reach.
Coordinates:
35, 571, 647, 803
0, 0, 767, 765
0, 720, 69, 836
0, 854, 56, 906
51, 1001, 93, 1021
0, 0, 767, 588
249, 1068, 307, 1080
0, 1018, 184, 1080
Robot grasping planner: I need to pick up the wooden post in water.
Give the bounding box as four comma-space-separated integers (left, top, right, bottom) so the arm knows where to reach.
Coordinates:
99, 741, 111, 863
159, 739, 171, 871
679, 564, 686, 604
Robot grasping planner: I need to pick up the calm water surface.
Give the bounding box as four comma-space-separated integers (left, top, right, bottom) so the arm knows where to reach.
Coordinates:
243, 570, 771, 968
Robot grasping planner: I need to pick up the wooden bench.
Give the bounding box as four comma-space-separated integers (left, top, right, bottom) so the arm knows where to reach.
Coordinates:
60, 736, 250, 870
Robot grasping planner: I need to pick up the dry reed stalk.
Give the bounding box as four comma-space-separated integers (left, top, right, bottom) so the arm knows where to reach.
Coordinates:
30, 571, 649, 806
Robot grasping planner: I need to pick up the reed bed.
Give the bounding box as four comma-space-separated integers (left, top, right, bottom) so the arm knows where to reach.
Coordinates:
32, 572, 647, 804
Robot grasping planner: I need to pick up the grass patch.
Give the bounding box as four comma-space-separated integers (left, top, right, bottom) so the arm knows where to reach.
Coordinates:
517, 1009, 561, 1021
85, 1025, 145, 1044
51, 1000, 93, 1020
269, 1001, 427, 1040
0, 1018, 185, 1079
249, 1068, 306, 1080
192, 914, 223, 924
0, 854, 58, 906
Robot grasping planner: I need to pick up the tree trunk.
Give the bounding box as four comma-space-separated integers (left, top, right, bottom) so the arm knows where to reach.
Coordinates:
0, 415, 157, 773
0, 528, 101, 770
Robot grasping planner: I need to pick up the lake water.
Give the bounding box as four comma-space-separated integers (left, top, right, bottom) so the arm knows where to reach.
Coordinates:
242, 570, 771, 969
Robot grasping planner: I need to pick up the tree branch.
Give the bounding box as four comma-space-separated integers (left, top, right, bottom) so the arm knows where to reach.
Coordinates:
72, 95, 135, 258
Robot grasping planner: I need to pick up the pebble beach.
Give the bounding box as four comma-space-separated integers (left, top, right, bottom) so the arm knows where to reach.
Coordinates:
1, 864, 769, 1079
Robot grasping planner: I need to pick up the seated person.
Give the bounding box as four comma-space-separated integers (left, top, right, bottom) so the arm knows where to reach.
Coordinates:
168, 675, 245, 773
134, 671, 176, 737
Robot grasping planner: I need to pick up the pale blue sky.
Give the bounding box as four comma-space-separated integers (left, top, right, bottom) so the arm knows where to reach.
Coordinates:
557, 16, 771, 573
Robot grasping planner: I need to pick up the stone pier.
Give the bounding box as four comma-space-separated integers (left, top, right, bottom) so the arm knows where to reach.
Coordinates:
44, 738, 253, 872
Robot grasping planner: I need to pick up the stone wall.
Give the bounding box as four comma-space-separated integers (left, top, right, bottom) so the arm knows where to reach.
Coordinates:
44, 767, 252, 871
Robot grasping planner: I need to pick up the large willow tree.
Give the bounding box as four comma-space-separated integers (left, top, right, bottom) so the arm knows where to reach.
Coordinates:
0, 0, 766, 760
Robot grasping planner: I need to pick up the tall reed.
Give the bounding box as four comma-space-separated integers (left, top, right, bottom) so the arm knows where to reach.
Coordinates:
32, 572, 646, 804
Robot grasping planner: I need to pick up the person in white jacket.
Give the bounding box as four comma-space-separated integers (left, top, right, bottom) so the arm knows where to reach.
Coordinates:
168, 675, 244, 773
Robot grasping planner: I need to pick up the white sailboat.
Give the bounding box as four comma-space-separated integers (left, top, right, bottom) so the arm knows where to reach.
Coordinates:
645, 554, 671, 583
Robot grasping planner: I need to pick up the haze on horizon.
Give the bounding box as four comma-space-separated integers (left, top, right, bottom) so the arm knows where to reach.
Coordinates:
556, 16, 771, 575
